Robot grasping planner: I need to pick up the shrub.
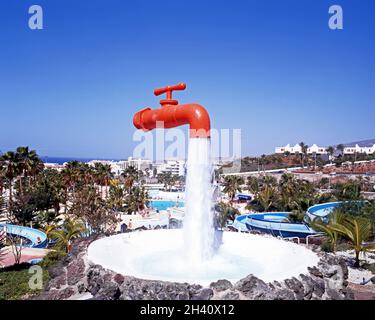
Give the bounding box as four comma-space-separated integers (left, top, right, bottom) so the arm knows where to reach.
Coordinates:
363, 263, 375, 274
336, 241, 352, 252
39, 250, 66, 269
320, 239, 334, 252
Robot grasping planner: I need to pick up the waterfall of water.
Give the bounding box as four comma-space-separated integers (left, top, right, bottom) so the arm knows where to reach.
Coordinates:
183, 138, 215, 265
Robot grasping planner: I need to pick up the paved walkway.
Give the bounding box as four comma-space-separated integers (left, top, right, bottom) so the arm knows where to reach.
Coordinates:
349, 282, 375, 300
0, 247, 50, 268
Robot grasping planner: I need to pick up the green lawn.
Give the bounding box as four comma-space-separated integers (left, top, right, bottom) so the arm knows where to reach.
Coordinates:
0, 251, 66, 300
0, 263, 49, 300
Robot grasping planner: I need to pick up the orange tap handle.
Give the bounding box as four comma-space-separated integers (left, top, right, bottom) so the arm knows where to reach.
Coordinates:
154, 83, 186, 98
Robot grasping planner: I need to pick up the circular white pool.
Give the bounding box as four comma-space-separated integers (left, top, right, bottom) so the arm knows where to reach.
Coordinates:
87, 230, 319, 286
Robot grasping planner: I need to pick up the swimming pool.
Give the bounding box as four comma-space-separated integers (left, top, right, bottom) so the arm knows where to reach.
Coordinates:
149, 200, 185, 211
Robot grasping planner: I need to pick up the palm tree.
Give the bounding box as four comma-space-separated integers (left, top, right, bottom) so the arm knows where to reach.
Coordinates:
50, 218, 86, 253
330, 217, 375, 267
278, 173, 297, 211
279, 173, 296, 194
222, 175, 244, 205
61, 161, 84, 213
44, 224, 57, 241
336, 144, 345, 156
262, 175, 276, 188
121, 166, 138, 194
107, 181, 125, 212
15, 147, 43, 195
62, 161, 81, 193
260, 154, 267, 172
0, 151, 20, 210
310, 209, 346, 253
93, 163, 113, 198
246, 176, 259, 194
156, 172, 178, 191
299, 142, 309, 168
256, 186, 277, 212
364, 200, 375, 237
327, 146, 335, 163
215, 202, 240, 229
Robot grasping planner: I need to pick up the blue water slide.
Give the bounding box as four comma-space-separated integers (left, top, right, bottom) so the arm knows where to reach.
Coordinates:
233, 212, 319, 238
0, 224, 48, 248
305, 202, 342, 222
305, 201, 367, 223
233, 201, 367, 238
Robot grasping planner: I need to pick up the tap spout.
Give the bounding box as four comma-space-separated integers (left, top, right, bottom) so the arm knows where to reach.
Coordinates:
133, 103, 211, 138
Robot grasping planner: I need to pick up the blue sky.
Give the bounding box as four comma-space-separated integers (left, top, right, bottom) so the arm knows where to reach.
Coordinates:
0, 0, 374, 159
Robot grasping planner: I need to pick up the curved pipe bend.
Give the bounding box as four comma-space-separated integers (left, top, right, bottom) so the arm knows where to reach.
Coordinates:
133, 103, 211, 138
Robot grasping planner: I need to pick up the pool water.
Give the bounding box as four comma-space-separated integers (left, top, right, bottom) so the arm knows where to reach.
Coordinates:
149, 200, 185, 211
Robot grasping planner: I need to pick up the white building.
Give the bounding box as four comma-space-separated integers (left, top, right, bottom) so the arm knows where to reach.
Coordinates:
343, 144, 375, 155
117, 157, 153, 172
43, 163, 65, 172
275, 144, 302, 154
275, 143, 327, 155
276, 142, 375, 156
307, 144, 328, 155
154, 159, 186, 176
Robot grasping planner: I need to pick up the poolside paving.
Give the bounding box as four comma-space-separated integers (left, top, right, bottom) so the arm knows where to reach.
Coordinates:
348, 282, 375, 300
0, 247, 50, 268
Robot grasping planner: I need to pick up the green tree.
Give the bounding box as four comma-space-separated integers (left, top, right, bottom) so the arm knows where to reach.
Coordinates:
0, 151, 20, 210
107, 181, 126, 212
125, 186, 149, 214
157, 172, 178, 191
16, 146, 43, 190
93, 163, 113, 198
327, 146, 335, 163
44, 224, 57, 241
299, 142, 309, 168
68, 185, 119, 233
256, 186, 277, 212
222, 175, 244, 205
215, 202, 240, 229
330, 217, 375, 267
122, 165, 139, 193
10, 192, 38, 226
363, 200, 375, 237
334, 181, 362, 201
310, 209, 346, 253
262, 175, 277, 188
336, 144, 345, 155
246, 176, 259, 194
50, 218, 86, 253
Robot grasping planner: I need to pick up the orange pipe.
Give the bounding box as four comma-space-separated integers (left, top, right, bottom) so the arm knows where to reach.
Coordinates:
133, 84, 211, 138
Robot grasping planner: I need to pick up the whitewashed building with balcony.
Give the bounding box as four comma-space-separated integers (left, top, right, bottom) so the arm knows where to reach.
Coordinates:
343, 144, 375, 155
275, 143, 327, 155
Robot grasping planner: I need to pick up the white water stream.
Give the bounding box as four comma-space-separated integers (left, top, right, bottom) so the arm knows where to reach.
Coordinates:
183, 138, 215, 265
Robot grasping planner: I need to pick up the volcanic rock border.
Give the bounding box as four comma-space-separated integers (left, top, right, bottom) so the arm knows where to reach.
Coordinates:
32, 235, 353, 300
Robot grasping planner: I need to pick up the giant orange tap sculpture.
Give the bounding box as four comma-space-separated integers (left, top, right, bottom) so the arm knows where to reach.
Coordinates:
133, 83, 211, 138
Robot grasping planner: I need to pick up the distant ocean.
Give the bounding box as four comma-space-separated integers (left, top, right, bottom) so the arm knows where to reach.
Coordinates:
40, 156, 122, 165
